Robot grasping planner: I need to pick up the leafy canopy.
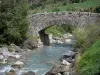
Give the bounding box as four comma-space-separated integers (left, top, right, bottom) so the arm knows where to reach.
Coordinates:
0, 0, 29, 44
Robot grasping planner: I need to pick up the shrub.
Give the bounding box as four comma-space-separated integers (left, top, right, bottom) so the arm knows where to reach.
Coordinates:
72, 28, 88, 48
0, 0, 29, 45
94, 5, 100, 13
45, 25, 66, 36
52, 8, 60, 12
78, 40, 100, 75
73, 25, 100, 50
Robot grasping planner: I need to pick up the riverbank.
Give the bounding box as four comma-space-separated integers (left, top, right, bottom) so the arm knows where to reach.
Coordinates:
0, 44, 76, 75
0, 33, 76, 75
46, 48, 77, 75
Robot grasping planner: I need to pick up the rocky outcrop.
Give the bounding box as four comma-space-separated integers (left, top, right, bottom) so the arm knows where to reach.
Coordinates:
8, 44, 22, 53
11, 61, 24, 69
46, 64, 71, 75
28, 11, 100, 36
23, 39, 38, 49
62, 51, 76, 58
6, 69, 17, 75
46, 50, 76, 75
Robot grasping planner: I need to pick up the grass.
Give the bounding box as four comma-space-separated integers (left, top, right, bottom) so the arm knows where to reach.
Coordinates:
28, 0, 100, 14
59, 0, 100, 11
77, 40, 100, 75
45, 25, 66, 36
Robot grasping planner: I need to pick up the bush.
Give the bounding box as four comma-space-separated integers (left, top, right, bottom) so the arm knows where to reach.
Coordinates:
0, 0, 29, 45
45, 25, 74, 36
72, 28, 88, 48
78, 40, 100, 75
45, 25, 66, 36
75, 25, 100, 75
94, 5, 100, 13
73, 25, 100, 50
52, 8, 60, 12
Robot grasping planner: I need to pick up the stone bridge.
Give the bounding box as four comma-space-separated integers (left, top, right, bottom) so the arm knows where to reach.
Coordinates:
28, 11, 100, 45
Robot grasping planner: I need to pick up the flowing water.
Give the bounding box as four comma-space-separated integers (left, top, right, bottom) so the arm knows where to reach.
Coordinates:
0, 44, 74, 75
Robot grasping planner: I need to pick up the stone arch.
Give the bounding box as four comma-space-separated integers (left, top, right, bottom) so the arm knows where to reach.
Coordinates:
28, 11, 100, 45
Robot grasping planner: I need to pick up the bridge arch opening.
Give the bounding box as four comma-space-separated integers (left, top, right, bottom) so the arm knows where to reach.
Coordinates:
38, 24, 75, 45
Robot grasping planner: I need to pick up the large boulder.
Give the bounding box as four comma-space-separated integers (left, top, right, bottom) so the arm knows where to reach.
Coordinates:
62, 51, 76, 59
0, 47, 8, 55
45, 65, 71, 75
6, 69, 17, 75
23, 39, 38, 49
11, 61, 24, 69
9, 54, 21, 59
0, 47, 10, 59
21, 71, 35, 75
0, 58, 7, 64
61, 59, 72, 67
8, 44, 22, 53
62, 58, 75, 67
0, 54, 4, 60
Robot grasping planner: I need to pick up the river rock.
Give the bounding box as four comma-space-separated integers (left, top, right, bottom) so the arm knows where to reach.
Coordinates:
0, 54, 4, 60
9, 54, 21, 59
6, 69, 17, 75
0, 58, 7, 64
61, 59, 71, 66
0, 47, 8, 55
0, 47, 11, 60
26, 49, 31, 52
45, 64, 71, 75
23, 39, 38, 49
64, 39, 73, 44
21, 71, 35, 75
63, 33, 74, 39
11, 61, 24, 68
62, 51, 76, 58
63, 72, 71, 75
8, 44, 22, 53
62, 58, 75, 67
55, 73, 61, 75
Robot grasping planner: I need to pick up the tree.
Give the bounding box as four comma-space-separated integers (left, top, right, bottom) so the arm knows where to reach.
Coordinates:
0, 0, 29, 44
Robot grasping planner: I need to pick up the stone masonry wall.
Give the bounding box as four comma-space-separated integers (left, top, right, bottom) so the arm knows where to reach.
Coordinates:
28, 11, 100, 36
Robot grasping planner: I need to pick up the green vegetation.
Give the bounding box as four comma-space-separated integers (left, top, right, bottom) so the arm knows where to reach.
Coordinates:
72, 25, 100, 75
78, 40, 100, 75
28, 0, 100, 14
45, 25, 66, 36
0, 0, 100, 74
0, 0, 29, 45
45, 25, 74, 36
73, 25, 100, 52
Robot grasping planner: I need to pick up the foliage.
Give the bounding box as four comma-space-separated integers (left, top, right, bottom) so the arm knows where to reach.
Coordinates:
78, 40, 100, 75
0, 0, 29, 45
52, 8, 60, 12
45, 25, 66, 36
72, 28, 88, 48
74, 25, 100, 75
62, 24, 75, 33
45, 24, 74, 36
94, 5, 100, 13
73, 25, 100, 50
28, 0, 100, 14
